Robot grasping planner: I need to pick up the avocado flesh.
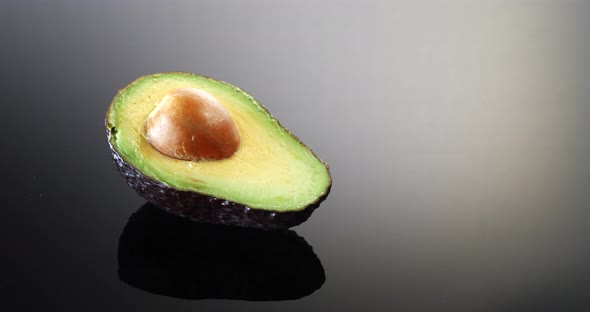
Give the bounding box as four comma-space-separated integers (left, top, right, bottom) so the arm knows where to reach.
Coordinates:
107, 73, 331, 212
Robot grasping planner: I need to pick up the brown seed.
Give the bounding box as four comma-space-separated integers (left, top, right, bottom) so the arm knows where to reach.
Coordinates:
145, 87, 240, 161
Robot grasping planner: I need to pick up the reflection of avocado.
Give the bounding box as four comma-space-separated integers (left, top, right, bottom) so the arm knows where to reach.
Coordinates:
106, 72, 331, 229
118, 203, 326, 301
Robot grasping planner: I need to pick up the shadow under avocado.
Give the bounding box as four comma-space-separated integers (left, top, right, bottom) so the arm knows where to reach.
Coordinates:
118, 203, 326, 301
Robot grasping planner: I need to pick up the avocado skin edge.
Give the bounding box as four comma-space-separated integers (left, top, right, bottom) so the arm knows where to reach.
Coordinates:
108, 130, 331, 230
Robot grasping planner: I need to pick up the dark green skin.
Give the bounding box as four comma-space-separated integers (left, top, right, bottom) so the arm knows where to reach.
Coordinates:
108, 127, 331, 230
118, 203, 325, 300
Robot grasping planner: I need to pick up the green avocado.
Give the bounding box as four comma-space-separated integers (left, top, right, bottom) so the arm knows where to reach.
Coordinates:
106, 72, 331, 228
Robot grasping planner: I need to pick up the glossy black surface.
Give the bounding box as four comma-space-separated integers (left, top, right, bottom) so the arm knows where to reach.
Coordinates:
118, 204, 325, 301
3, 1, 590, 311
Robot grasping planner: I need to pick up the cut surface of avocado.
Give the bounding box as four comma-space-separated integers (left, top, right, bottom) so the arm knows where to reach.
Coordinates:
107, 73, 331, 212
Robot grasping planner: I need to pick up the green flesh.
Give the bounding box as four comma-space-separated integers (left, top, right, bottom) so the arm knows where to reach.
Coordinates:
107, 73, 331, 212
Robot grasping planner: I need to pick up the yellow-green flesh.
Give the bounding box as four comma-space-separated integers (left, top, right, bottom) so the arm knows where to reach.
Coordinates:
107, 73, 331, 212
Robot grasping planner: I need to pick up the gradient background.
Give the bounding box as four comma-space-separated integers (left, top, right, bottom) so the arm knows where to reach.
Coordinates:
2, 1, 590, 311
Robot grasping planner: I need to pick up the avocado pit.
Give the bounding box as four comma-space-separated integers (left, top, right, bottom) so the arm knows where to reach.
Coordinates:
145, 87, 240, 161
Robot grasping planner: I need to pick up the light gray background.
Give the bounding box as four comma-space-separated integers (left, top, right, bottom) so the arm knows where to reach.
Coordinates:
2, 1, 590, 311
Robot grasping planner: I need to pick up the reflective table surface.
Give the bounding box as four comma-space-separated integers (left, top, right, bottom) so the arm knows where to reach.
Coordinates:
3, 1, 590, 311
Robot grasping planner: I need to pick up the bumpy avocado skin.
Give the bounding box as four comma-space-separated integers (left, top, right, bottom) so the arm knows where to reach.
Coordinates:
108, 128, 331, 229
118, 203, 325, 300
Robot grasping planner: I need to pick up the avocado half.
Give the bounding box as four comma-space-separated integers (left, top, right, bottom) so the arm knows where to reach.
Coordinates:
118, 203, 325, 300
106, 72, 331, 229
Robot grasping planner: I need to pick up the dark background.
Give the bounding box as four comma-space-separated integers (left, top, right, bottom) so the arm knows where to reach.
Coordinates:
2, 1, 590, 311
